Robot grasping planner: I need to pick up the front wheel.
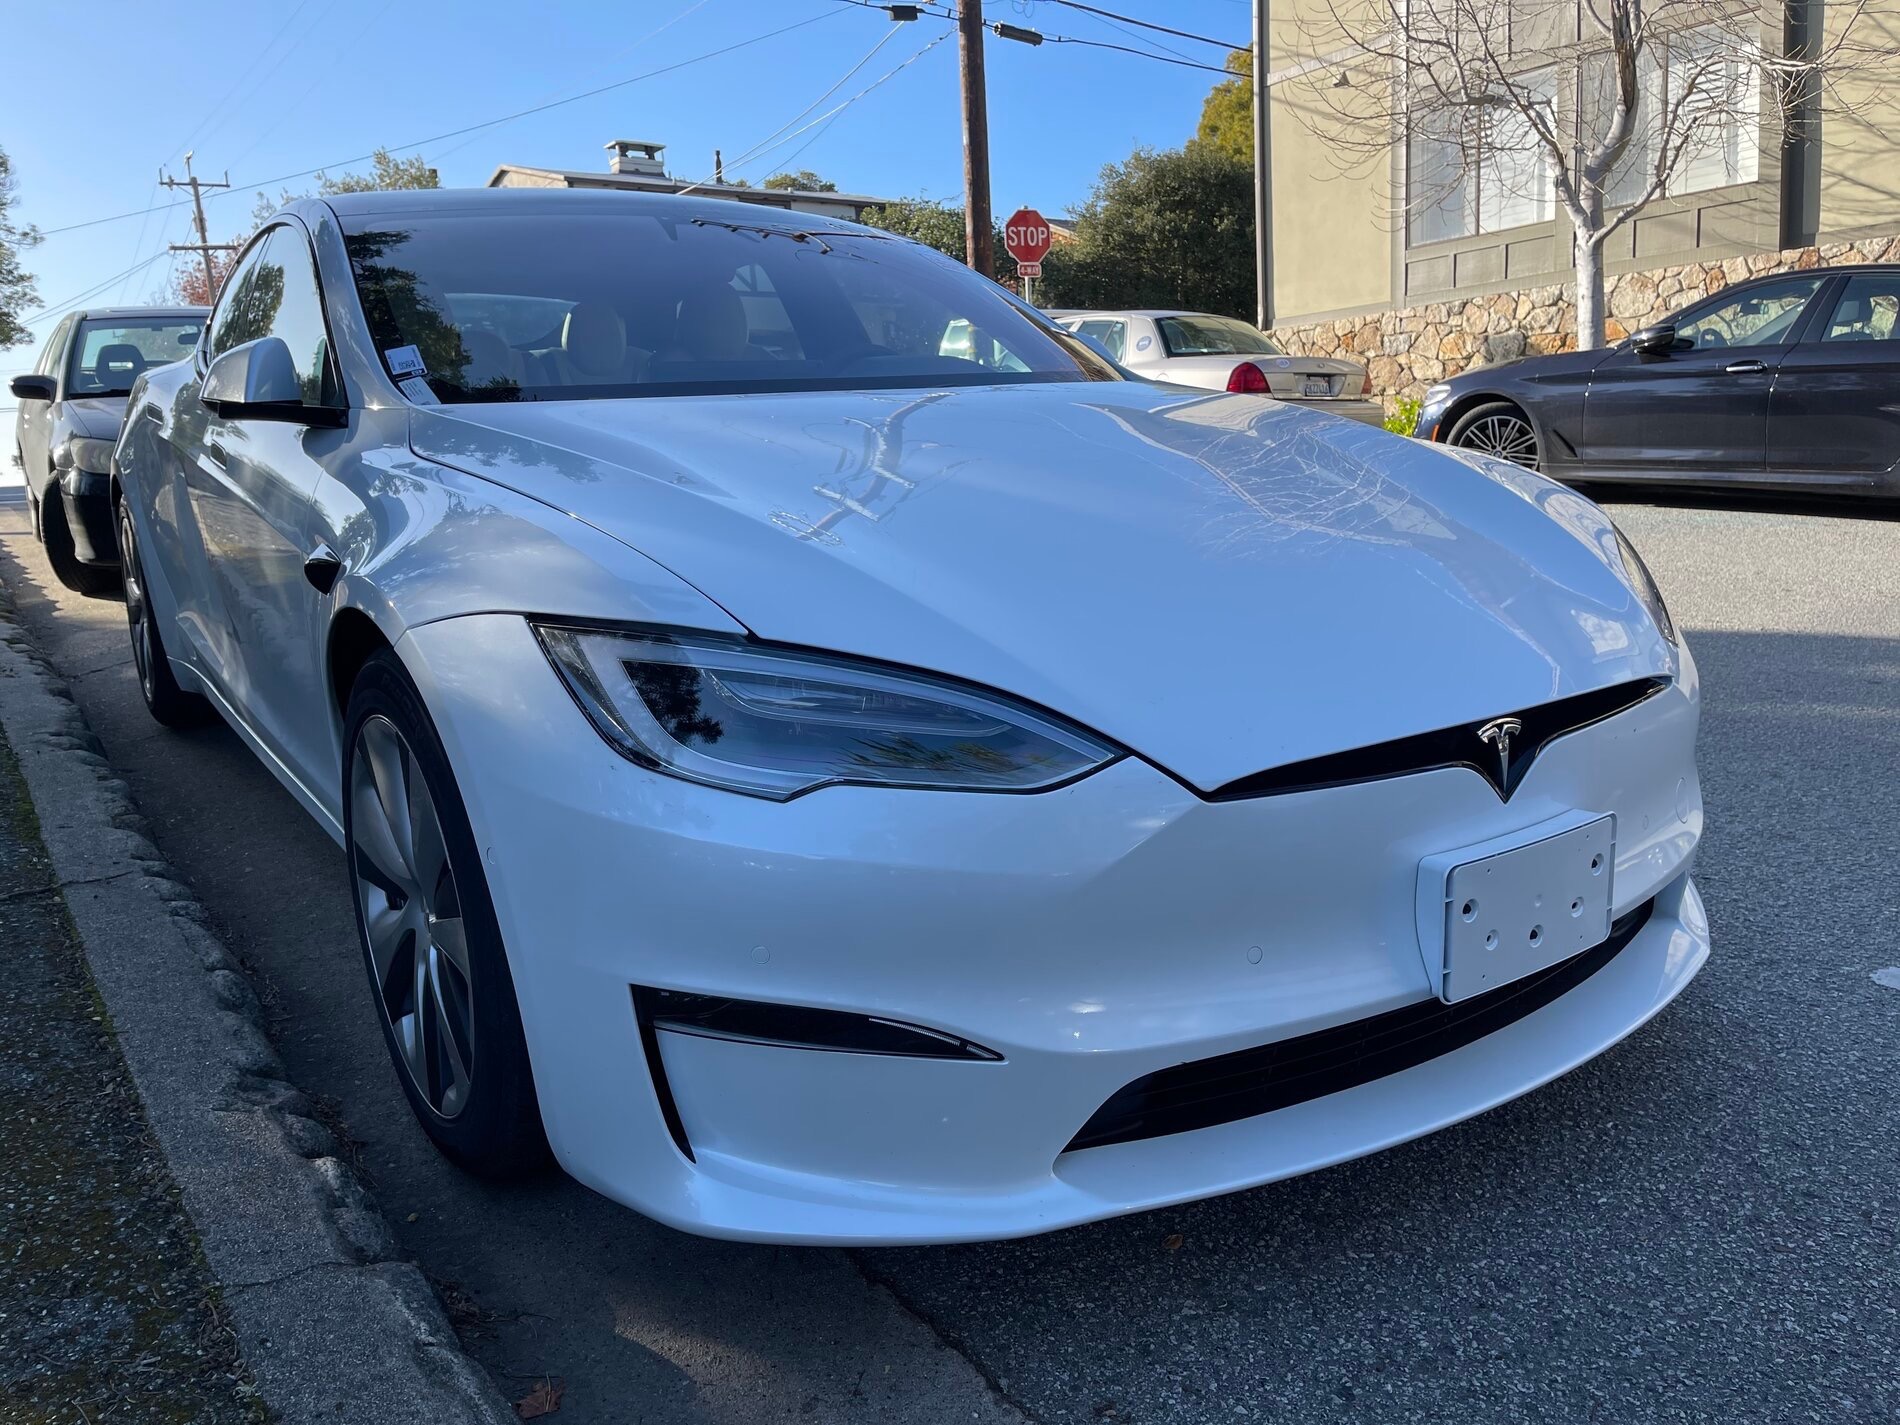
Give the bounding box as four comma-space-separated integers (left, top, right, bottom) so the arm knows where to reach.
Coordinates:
343, 650, 548, 1178
44, 495, 121, 598
1447, 401, 1542, 471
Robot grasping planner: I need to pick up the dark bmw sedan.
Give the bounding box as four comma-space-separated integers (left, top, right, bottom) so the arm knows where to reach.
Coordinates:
1415, 265, 1900, 499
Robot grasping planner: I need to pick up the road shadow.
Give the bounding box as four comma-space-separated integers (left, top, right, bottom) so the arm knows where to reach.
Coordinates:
1584, 483, 1900, 522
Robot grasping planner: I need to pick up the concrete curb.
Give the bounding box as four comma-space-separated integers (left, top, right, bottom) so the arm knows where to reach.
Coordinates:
0, 576, 515, 1425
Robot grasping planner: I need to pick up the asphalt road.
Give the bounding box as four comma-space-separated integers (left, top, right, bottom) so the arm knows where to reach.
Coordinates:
2, 472, 1896, 1424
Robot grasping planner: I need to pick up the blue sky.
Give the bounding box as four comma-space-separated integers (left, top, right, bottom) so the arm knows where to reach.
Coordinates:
1, 0, 1250, 380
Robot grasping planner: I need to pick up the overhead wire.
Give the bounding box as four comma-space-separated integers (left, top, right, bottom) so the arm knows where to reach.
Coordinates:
1037, 1, 1245, 51
682, 30, 952, 194
679, 23, 906, 191
34, 7, 848, 241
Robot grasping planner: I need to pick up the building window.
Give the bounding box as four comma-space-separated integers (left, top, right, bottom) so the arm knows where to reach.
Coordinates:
1583, 29, 1760, 207
1406, 70, 1558, 245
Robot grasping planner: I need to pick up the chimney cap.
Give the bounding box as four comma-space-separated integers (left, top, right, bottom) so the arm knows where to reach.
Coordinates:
605, 139, 666, 157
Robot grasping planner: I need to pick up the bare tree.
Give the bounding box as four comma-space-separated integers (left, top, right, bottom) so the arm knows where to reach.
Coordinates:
1285, 0, 1884, 347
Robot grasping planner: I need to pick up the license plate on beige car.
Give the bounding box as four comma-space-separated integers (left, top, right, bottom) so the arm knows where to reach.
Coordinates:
1302, 376, 1330, 397
1416, 814, 1616, 1003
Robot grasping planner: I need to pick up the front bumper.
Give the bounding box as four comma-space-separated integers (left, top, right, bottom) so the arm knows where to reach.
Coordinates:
58, 470, 118, 566
403, 615, 1706, 1245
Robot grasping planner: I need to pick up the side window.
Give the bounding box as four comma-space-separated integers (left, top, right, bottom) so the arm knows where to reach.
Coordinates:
254, 228, 337, 406
1817, 274, 1900, 343
1074, 320, 1126, 361
208, 238, 273, 358
36, 316, 73, 376
207, 226, 337, 405
1674, 277, 1825, 350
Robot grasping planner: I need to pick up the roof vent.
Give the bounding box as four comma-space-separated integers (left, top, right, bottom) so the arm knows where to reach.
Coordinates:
605, 139, 667, 177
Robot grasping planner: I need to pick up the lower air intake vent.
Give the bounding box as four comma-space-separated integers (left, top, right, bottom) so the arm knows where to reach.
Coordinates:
1065, 898, 1655, 1153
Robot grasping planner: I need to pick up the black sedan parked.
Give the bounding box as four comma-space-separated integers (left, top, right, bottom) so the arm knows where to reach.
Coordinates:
1415, 265, 1900, 498
10, 305, 208, 595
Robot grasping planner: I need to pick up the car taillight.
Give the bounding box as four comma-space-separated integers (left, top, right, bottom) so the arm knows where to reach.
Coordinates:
1225, 361, 1269, 394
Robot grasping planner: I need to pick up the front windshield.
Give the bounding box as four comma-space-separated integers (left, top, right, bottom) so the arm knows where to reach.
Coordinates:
1155, 314, 1280, 358
65, 317, 204, 396
340, 210, 1117, 403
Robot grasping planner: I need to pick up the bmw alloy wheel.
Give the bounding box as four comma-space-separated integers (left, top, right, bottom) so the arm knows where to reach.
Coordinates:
349, 714, 476, 1119
1454, 410, 1541, 470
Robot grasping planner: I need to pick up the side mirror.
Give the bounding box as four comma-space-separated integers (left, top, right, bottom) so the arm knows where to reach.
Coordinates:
201, 337, 345, 426
1630, 323, 1678, 356
9, 374, 56, 403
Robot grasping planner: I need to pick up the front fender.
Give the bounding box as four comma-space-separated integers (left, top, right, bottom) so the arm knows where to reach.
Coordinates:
312, 412, 748, 689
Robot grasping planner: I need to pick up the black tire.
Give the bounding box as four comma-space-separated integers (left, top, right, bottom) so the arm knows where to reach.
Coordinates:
43, 495, 121, 598
343, 649, 549, 1178
117, 502, 213, 729
1446, 400, 1542, 471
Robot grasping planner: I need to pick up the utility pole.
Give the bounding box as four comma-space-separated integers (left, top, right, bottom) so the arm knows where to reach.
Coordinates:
1253, 0, 1274, 331
957, 0, 994, 277
160, 152, 239, 301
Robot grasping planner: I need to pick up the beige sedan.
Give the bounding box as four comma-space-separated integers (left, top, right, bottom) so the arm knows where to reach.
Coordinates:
1056, 310, 1384, 425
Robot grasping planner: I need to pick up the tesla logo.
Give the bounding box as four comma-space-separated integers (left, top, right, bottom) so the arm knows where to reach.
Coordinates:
1477, 717, 1523, 786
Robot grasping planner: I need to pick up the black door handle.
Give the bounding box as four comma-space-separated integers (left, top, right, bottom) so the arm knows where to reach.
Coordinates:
303, 543, 344, 594
1725, 359, 1767, 375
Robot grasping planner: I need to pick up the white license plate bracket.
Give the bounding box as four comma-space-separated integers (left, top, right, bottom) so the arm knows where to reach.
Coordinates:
1302, 376, 1330, 397
1415, 812, 1616, 1003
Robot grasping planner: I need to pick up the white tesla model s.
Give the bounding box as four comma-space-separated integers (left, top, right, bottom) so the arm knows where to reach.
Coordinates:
111, 189, 1707, 1245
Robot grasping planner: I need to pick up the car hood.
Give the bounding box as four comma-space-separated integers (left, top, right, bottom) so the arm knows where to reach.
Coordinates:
64, 396, 129, 440
409, 383, 1674, 791
1449, 348, 1608, 387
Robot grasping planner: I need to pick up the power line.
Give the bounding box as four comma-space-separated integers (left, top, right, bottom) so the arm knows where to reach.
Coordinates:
1044, 34, 1242, 75
17, 251, 175, 328
34, 8, 847, 241
1039, 1, 1244, 50
698, 30, 952, 190
682, 24, 907, 191
830, 0, 1246, 76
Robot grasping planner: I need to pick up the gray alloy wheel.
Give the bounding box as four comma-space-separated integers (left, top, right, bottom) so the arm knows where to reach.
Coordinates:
1449, 402, 1542, 471
350, 714, 477, 1121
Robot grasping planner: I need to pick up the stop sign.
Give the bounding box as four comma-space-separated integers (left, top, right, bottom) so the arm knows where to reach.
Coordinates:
1003, 207, 1053, 267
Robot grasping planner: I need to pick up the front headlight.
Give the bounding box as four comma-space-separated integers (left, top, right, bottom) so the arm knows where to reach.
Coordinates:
533, 624, 1121, 799
1422, 384, 1451, 405
52, 436, 115, 476
1610, 524, 1677, 644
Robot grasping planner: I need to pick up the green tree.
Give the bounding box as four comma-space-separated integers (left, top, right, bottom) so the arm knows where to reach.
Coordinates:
857, 197, 1018, 283
858, 198, 966, 258
1194, 48, 1254, 163
174, 147, 439, 305
762, 169, 837, 193
1, 146, 43, 348
317, 148, 441, 195
1037, 146, 1255, 318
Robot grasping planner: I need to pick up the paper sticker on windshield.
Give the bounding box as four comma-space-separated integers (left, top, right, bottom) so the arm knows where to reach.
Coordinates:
397, 377, 438, 406
385, 345, 427, 377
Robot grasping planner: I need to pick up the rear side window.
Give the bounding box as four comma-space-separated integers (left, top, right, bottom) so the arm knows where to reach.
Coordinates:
1074, 319, 1127, 361
1817, 274, 1900, 343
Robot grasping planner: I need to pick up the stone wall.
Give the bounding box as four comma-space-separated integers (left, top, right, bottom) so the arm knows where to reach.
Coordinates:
1271, 234, 1900, 412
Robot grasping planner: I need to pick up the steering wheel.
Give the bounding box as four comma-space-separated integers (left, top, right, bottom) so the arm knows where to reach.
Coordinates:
1698, 330, 1727, 349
